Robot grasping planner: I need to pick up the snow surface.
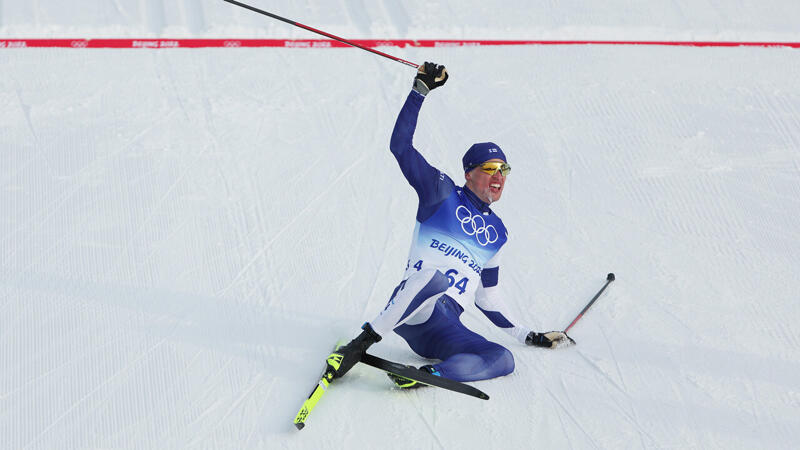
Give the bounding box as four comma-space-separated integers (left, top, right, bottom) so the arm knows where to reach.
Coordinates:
2, 1, 800, 449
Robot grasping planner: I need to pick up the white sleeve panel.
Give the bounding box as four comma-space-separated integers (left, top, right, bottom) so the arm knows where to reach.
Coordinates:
474, 247, 531, 344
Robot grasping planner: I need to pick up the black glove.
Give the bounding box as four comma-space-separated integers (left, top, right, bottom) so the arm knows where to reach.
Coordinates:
328, 323, 382, 379
413, 61, 448, 96
525, 331, 572, 348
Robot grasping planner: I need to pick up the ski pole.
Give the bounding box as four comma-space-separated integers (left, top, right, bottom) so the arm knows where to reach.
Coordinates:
222, 0, 419, 68
564, 273, 615, 334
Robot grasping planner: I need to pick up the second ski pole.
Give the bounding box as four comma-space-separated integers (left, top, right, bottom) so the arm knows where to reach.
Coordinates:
564, 273, 615, 335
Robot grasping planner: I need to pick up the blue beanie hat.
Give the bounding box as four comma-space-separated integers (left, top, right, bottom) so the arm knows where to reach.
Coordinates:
462, 142, 507, 172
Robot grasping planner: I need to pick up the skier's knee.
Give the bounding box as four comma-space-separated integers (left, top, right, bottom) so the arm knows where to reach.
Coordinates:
492, 346, 515, 377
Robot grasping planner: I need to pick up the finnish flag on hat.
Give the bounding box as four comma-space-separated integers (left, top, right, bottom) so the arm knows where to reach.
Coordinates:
462, 142, 507, 172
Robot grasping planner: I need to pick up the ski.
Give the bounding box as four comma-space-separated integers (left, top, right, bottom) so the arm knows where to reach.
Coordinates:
293, 341, 345, 430
360, 353, 490, 400
294, 344, 490, 430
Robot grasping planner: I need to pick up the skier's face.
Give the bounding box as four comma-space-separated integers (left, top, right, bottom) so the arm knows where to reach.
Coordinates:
465, 158, 507, 204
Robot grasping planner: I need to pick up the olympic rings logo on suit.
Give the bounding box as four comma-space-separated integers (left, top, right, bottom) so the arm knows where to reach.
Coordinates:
455, 206, 498, 246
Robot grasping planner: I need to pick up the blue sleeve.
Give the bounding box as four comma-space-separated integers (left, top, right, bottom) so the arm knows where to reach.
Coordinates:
476, 304, 514, 329
390, 91, 453, 221
480, 267, 499, 288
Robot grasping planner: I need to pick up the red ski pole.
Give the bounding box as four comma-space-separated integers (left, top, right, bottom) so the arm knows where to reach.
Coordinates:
564, 273, 615, 334
222, 0, 419, 68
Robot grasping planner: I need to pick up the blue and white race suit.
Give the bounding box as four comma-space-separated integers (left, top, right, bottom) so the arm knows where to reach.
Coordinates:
367, 90, 531, 382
